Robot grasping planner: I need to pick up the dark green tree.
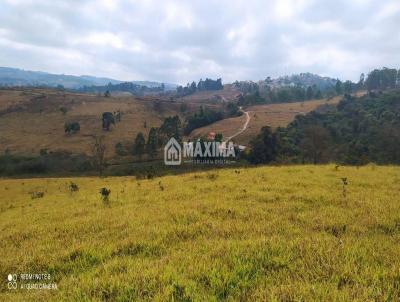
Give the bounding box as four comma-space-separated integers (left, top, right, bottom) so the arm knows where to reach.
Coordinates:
335, 80, 343, 95
146, 128, 159, 158
306, 86, 314, 99
343, 81, 353, 94
159, 115, 182, 143
358, 73, 365, 89
248, 126, 278, 164
133, 132, 146, 158
215, 133, 223, 142
299, 126, 330, 164
381, 67, 397, 88
366, 69, 381, 90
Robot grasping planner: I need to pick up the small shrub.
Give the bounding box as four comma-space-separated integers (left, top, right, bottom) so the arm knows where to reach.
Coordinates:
59, 107, 68, 115
68, 182, 79, 192
30, 191, 44, 199
341, 177, 348, 197
64, 122, 80, 134
100, 187, 111, 204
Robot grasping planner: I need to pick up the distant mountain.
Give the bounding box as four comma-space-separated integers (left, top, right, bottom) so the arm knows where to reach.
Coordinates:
0, 67, 122, 89
0, 67, 177, 90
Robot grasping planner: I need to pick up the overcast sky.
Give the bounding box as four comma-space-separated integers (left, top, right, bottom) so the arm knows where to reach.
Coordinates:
0, 0, 399, 84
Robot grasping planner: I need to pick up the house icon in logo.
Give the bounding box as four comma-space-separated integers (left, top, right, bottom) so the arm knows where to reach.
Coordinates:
164, 137, 181, 165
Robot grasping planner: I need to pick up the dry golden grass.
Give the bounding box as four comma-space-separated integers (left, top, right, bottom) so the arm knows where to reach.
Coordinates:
194, 97, 342, 145
0, 165, 399, 301
0, 89, 182, 157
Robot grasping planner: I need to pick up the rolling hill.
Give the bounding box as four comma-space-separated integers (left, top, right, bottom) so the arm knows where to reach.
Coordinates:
0, 88, 185, 157
0, 67, 177, 90
190, 96, 343, 145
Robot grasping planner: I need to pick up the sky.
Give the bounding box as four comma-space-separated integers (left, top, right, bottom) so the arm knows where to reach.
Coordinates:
0, 0, 399, 85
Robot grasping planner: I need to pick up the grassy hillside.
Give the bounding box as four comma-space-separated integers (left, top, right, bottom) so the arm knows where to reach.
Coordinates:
1, 165, 399, 301
192, 97, 342, 145
0, 88, 184, 157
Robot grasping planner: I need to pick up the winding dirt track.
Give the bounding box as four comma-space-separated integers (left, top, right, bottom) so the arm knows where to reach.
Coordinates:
224, 107, 250, 143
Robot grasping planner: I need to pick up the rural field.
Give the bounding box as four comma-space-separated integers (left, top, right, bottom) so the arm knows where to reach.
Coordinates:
0, 87, 238, 158
191, 96, 343, 145
0, 88, 187, 157
1, 165, 399, 301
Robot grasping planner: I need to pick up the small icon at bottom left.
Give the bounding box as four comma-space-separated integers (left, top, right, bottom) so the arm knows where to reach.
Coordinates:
7, 274, 17, 290
7, 274, 17, 281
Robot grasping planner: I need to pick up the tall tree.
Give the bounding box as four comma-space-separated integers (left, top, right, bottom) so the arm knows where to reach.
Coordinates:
306, 86, 314, 99
335, 80, 343, 95
358, 73, 365, 89
343, 81, 353, 94
146, 128, 159, 158
159, 115, 182, 143
248, 126, 278, 164
92, 136, 106, 176
381, 67, 397, 89
366, 69, 381, 90
299, 126, 330, 164
133, 132, 145, 158
190, 81, 197, 92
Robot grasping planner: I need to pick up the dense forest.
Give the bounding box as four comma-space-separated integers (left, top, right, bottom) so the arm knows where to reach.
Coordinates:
248, 89, 400, 165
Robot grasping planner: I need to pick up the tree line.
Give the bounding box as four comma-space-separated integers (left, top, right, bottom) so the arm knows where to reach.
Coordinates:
176, 78, 223, 97
129, 116, 182, 159
183, 103, 241, 135
364, 67, 400, 91
77, 82, 165, 96
125, 103, 241, 158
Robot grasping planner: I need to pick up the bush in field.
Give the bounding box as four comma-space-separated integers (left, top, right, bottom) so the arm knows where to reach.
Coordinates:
100, 187, 111, 205
64, 122, 80, 134
68, 182, 79, 192
59, 106, 68, 115
30, 191, 44, 199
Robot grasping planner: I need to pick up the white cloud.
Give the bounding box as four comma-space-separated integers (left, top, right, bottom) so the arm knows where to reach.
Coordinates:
0, 0, 398, 84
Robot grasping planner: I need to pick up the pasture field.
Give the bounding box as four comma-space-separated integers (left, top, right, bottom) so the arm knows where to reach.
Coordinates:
0, 88, 185, 157
192, 97, 343, 145
1, 165, 400, 301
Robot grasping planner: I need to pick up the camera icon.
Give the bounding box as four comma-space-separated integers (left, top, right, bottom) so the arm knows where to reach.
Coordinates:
7, 274, 17, 290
